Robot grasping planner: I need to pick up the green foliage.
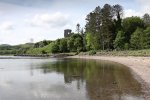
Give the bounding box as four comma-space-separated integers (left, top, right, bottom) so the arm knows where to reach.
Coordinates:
59, 38, 68, 53
96, 49, 150, 56
130, 28, 144, 49
26, 48, 43, 55
67, 37, 75, 51
122, 17, 144, 43
33, 40, 52, 48
50, 42, 59, 53
67, 34, 83, 52
124, 43, 130, 50
85, 6, 102, 50
0, 43, 33, 55
85, 33, 92, 50
143, 27, 150, 48
114, 31, 125, 50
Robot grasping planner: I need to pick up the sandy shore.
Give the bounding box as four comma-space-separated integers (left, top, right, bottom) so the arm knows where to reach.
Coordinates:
68, 55, 150, 99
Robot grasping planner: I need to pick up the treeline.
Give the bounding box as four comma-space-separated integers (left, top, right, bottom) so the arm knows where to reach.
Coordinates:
26, 34, 85, 54
0, 43, 33, 55
85, 4, 150, 50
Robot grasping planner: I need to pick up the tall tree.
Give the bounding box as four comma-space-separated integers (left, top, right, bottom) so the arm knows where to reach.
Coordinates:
101, 4, 115, 50
113, 4, 123, 32
85, 6, 102, 50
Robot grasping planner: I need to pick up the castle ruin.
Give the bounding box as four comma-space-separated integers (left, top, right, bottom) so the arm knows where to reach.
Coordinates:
64, 29, 72, 38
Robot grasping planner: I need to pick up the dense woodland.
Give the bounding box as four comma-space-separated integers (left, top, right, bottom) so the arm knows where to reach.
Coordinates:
1, 4, 150, 55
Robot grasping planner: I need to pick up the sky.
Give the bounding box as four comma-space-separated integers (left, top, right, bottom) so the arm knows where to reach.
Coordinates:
0, 0, 149, 45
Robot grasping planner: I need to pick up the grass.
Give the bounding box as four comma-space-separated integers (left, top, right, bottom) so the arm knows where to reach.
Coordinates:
79, 49, 150, 57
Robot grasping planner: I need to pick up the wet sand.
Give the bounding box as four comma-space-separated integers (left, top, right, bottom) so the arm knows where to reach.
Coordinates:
68, 55, 150, 99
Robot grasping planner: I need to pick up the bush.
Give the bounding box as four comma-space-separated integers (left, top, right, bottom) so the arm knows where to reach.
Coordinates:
89, 50, 96, 55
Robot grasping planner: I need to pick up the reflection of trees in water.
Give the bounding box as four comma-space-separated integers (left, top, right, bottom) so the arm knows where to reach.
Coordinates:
41, 59, 143, 100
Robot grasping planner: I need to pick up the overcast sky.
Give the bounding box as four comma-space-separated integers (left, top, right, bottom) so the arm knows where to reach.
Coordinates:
0, 0, 149, 45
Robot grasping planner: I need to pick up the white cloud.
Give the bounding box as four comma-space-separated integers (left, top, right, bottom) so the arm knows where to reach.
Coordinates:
0, 21, 14, 32
138, 1, 150, 14
137, 0, 150, 5
25, 12, 70, 28
124, 9, 143, 17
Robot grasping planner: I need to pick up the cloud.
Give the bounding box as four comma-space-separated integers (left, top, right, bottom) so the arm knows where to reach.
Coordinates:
136, 0, 150, 13
124, 9, 143, 17
137, 0, 150, 5
0, 0, 52, 7
0, 21, 14, 32
25, 12, 70, 28
123, 0, 150, 18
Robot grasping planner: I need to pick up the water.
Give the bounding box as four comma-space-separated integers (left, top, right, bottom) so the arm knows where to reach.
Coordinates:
0, 57, 144, 100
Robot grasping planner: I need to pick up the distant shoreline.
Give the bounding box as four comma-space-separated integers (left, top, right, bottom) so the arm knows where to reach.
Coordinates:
0, 53, 74, 59
67, 55, 150, 99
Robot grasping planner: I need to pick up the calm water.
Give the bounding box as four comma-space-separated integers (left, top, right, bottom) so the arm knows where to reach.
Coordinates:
0, 56, 144, 100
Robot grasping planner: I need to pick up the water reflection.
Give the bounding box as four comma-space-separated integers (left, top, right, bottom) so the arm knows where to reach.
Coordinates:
0, 58, 144, 100
41, 58, 144, 100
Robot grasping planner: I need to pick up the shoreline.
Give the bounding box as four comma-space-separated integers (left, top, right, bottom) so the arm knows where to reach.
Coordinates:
67, 55, 150, 99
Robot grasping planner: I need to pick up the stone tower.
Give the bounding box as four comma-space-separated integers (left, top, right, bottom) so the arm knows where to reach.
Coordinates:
64, 29, 72, 38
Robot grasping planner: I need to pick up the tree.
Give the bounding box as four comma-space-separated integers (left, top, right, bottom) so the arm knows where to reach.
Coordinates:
113, 30, 125, 50
59, 39, 68, 53
67, 37, 75, 52
113, 4, 123, 33
42, 40, 49, 46
41, 50, 47, 54
85, 32, 92, 50
85, 4, 123, 50
113, 4, 123, 18
74, 36, 83, 52
143, 27, 150, 48
122, 17, 144, 43
101, 4, 115, 49
67, 34, 84, 52
34, 43, 40, 48
51, 42, 59, 53
143, 13, 150, 27
130, 28, 144, 49
85, 6, 102, 50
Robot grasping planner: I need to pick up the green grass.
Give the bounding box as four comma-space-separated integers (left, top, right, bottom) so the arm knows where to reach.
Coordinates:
79, 49, 150, 57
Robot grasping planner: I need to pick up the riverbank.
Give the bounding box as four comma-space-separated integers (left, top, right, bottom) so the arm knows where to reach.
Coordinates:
68, 55, 150, 99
